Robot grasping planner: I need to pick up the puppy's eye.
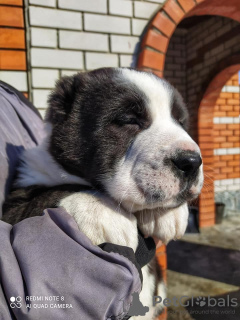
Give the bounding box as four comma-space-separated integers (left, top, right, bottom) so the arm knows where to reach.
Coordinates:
115, 116, 140, 127
125, 118, 139, 125
178, 120, 184, 127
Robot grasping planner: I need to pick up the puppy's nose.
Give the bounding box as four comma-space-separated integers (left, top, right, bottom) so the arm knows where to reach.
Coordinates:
172, 152, 202, 175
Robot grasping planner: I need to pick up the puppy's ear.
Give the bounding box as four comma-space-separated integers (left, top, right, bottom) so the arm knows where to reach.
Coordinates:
46, 75, 76, 124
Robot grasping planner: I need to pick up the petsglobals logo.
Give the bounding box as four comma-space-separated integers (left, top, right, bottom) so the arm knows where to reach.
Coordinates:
10, 296, 22, 308
195, 296, 206, 307
153, 295, 238, 308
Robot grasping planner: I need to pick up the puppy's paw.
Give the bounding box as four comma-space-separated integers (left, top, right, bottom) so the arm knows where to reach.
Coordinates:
59, 191, 138, 251
135, 203, 189, 244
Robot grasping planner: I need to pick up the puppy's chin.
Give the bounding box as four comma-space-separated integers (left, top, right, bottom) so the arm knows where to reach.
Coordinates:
120, 200, 177, 214
117, 193, 186, 214
134, 203, 189, 244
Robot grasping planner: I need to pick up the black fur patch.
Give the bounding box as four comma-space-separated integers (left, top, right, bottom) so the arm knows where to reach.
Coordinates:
46, 68, 151, 191
171, 88, 189, 131
2, 184, 92, 225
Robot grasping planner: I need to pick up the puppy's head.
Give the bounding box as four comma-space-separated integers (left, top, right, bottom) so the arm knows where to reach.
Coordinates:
47, 68, 203, 212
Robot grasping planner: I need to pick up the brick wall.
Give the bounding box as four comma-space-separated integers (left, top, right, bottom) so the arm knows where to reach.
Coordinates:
164, 29, 186, 100
25, 0, 166, 117
0, 0, 28, 94
165, 16, 240, 138
213, 72, 240, 216
199, 67, 240, 226
186, 16, 239, 140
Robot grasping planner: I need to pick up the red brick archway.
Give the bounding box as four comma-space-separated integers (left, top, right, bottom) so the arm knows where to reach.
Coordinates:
137, 0, 240, 75
198, 57, 240, 227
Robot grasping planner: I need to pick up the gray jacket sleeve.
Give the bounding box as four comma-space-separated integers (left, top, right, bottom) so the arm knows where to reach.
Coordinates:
0, 208, 141, 320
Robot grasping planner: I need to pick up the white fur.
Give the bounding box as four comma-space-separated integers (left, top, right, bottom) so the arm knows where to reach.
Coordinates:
59, 190, 138, 251
132, 263, 166, 320
121, 69, 173, 121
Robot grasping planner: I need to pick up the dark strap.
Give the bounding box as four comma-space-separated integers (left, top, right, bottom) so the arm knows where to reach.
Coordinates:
98, 232, 156, 319
98, 242, 143, 285
98, 230, 156, 285
135, 229, 156, 268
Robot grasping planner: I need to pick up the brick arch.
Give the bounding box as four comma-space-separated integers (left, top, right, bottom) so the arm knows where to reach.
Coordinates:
137, 0, 240, 75
198, 56, 240, 227
137, 0, 204, 74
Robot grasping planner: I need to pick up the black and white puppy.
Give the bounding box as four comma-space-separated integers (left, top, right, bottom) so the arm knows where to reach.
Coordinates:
3, 68, 203, 319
